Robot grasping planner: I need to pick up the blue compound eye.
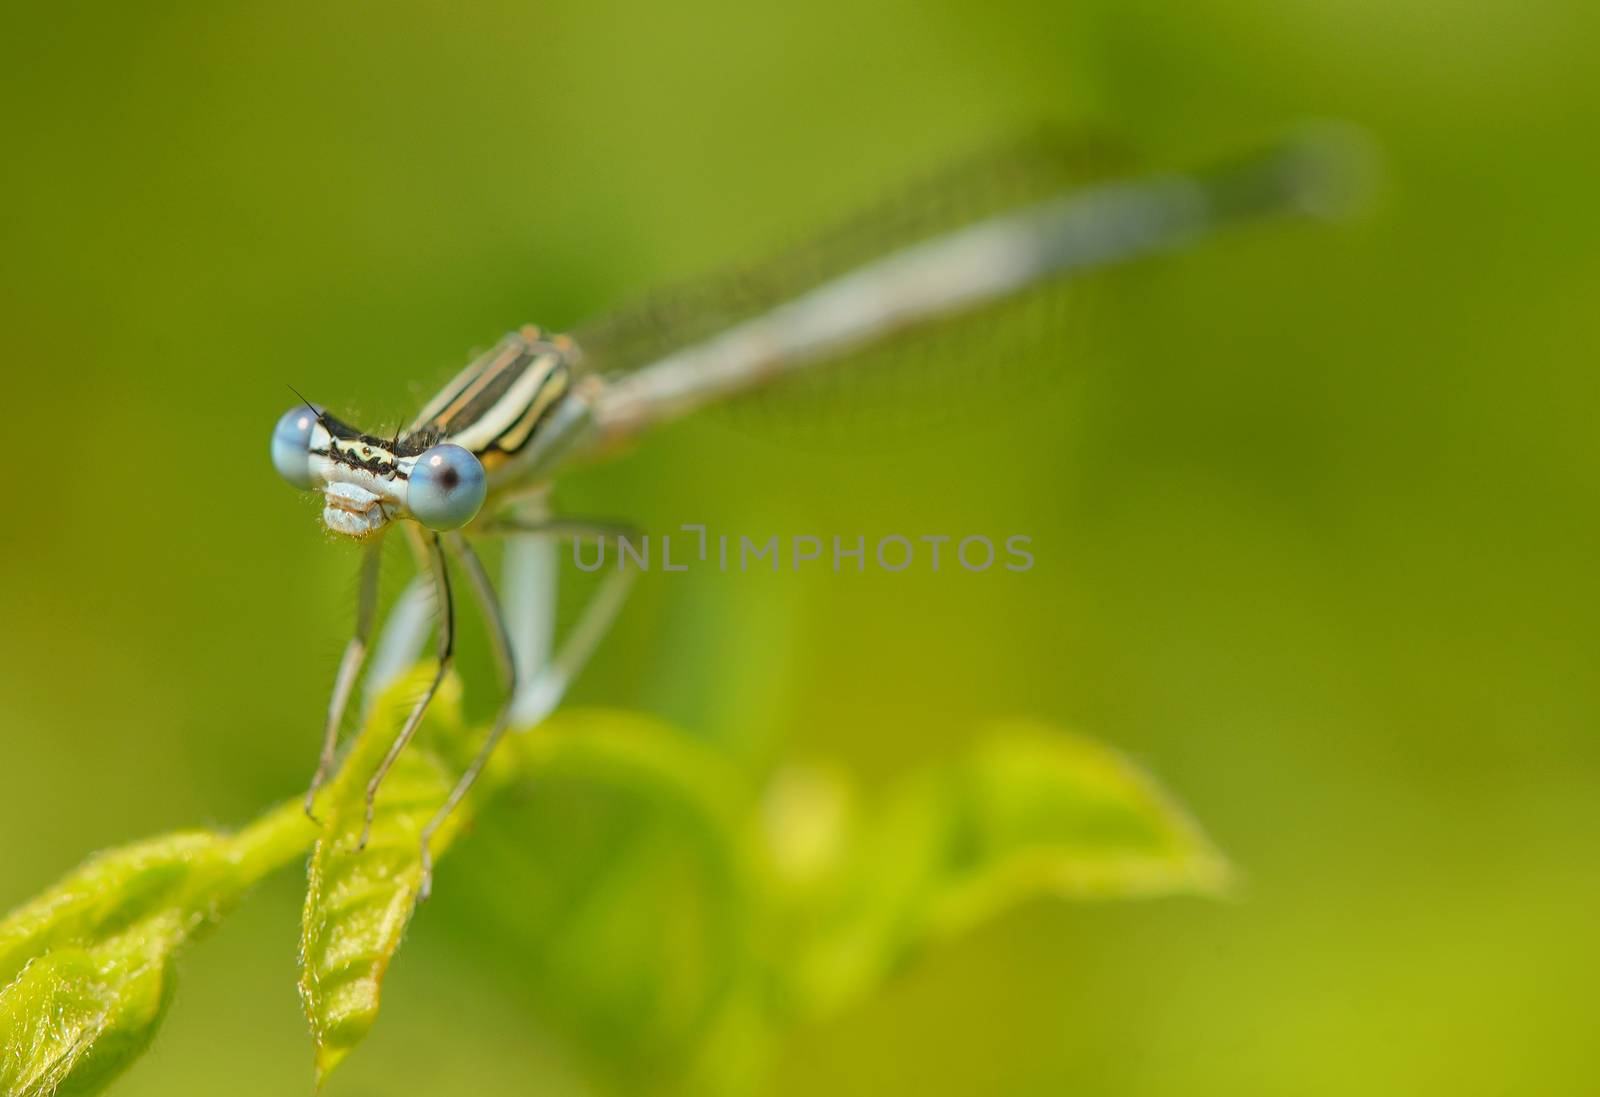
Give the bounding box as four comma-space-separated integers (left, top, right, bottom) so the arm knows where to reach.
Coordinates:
271, 405, 321, 490
408, 444, 486, 530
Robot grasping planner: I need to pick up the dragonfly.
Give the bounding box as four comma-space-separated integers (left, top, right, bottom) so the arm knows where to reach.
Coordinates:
271, 126, 1361, 896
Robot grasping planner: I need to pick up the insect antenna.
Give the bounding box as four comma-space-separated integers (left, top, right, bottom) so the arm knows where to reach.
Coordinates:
287, 384, 327, 424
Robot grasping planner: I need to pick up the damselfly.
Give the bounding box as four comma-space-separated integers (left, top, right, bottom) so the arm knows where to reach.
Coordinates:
271, 127, 1361, 895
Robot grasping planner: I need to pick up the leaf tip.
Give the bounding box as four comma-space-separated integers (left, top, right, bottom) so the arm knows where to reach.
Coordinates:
313, 1044, 348, 1089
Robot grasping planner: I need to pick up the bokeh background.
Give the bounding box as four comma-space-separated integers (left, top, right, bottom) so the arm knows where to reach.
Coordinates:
3, 1, 1598, 1094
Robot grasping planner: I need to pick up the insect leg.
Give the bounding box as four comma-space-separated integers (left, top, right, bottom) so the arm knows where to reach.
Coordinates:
416, 533, 517, 899
304, 536, 384, 822
481, 515, 638, 729
497, 494, 558, 709
360, 572, 433, 713
360, 522, 446, 716
359, 531, 453, 850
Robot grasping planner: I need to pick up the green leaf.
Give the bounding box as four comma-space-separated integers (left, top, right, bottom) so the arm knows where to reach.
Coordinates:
301, 682, 763, 1091
783, 720, 1230, 1018
299, 683, 1227, 1093
437, 709, 762, 1094
298, 669, 479, 1085
0, 804, 313, 1097
299, 662, 761, 1093
435, 715, 1226, 1093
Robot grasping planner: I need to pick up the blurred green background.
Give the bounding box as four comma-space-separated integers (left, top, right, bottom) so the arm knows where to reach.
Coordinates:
3, 0, 1598, 1094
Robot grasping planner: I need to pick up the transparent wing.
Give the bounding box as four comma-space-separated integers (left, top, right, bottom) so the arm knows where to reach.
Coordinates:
569, 130, 1133, 446
571, 126, 1360, 452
